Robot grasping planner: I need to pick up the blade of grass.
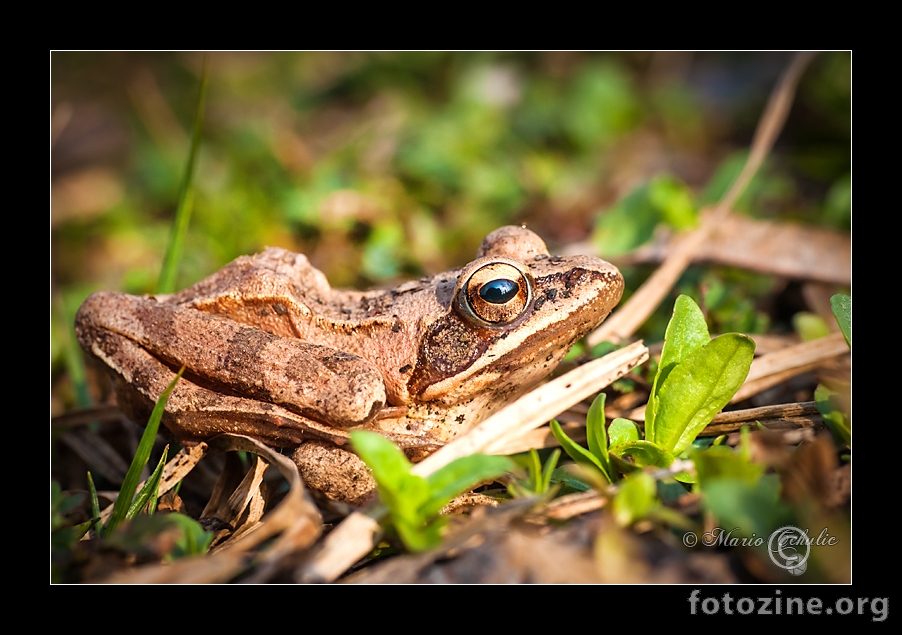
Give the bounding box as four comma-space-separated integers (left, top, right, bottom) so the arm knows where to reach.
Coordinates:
106, 367, 184, 534
157, 56, 209, 294
129, 445, 169, 518
541, 449, 561, 493
86, 471, 103, 539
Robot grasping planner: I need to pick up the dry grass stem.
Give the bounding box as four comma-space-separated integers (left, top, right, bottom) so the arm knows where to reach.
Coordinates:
621, 213, 851, 285
731, 331, 848, 403
297, 505, 387, 583
209, 455, 270, 550
587, 52, 816, 346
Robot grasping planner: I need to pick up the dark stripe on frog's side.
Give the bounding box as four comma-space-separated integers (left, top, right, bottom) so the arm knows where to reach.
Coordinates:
406, 267, 618, 398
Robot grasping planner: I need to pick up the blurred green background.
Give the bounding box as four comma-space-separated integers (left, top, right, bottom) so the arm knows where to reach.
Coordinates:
50, 51, 851, 413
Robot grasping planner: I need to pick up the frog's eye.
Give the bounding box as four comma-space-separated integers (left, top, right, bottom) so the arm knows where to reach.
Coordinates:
457, 260, 533, 326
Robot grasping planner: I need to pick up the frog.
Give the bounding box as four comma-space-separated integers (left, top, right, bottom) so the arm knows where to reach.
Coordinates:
75, 225, 624, 504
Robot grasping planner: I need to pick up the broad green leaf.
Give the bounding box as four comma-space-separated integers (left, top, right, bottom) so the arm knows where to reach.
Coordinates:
646, 295, 710, 444
350, 430, 412, 491
352, 431, 512, 552
107, 367, 184, 535
608, 418, 640, 448
550, 420, 613, 484
395, 517, 445, 553
610, 440, 674, 469
830, 294, 851, 348
350, 431, 429, 525
585, 393, 614, 480
612, 472, 657, 526
653, 334, 755, 455
422, 453, 514, 517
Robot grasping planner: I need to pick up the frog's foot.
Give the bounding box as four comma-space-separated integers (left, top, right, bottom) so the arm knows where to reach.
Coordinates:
292, 440, 378, 506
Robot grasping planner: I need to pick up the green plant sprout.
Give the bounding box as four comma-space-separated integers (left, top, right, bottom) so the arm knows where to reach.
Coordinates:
814, 293, 851, 448
507, 449, 561, 498
78, 368, 214, 558
350, 431, 514, 552
830, 293, 851, 348
552, 295, 755, 483
98, 368, 183, 535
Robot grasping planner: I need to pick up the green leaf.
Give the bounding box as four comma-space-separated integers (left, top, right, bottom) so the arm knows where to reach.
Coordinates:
422, 453, 514, 517
550, 420, 613, 484
106, 368, 184, 535
610, 440, 674, 468
86, 471, 102, 538
351, 431, 512, 552
585, 394, 614, 480
395, 517, 445, 553
815, 384, 851, 447
608, 418, 639, 448
592, 185, 660, 257
830, 294, 851, 348
653, 334, 755, 455
128, 445, 169, 519
612, 472, 657, 527
550, 466, 592, 492
350, 431, 429, 526
165, 513, 215, 560
540, 449, 561, 493
646, 295, 710, 444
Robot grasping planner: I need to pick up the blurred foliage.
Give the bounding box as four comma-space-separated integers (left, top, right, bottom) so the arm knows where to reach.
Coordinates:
51, 51, 851, 413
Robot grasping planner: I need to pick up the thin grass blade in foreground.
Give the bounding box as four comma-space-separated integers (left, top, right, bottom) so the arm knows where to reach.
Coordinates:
105, 367, 184, 535
99, 434, 321, 584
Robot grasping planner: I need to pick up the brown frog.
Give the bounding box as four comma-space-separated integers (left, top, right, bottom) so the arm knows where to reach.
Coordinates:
75, 226, 623, 503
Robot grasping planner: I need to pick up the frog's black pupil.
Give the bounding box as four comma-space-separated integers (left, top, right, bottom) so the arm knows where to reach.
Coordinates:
479, 279, 519, 304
